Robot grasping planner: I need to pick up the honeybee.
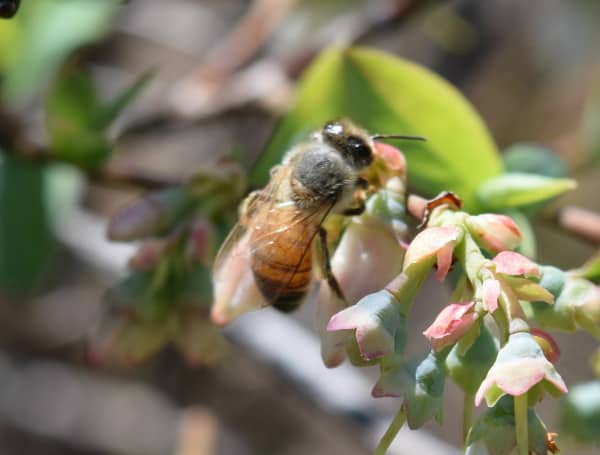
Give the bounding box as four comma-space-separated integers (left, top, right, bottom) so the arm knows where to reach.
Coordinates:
213, 119, 424, 313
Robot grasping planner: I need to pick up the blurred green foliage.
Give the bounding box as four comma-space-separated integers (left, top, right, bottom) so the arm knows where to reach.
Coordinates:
47, 63, 153, 169
0, 155, 54, 293
0, 0, 119, 100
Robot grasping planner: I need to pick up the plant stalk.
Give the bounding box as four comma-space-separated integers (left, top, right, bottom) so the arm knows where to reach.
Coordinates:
514, 394, 529, 455
462, 392, 474, 446
374, 405, 407, 455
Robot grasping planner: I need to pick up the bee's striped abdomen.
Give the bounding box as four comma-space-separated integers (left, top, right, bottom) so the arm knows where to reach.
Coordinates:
250, 217, 315, 312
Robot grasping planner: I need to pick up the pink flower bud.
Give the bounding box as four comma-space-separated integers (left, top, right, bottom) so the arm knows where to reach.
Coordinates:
186, 220, 214, 266
314, 281, 349, 368
128, 239, 168, 271
403, 226, 463, 281
465, 214, 522, 253
423, 302, 478, 351
327, 290, 401, 361
332, 219, 405, 305
475, 332, 567, 407
210, 232, 264, 326
482, 279, 500, 313
492, 251, 540, 279
373, 142, 406, 174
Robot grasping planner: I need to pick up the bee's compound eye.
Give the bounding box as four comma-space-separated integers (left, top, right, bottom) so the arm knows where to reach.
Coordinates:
347, 136, 372, 165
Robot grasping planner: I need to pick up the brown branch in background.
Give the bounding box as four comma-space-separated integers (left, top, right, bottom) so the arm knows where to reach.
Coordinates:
167, 0, 443, 119
0, 110, 180, 190
558, 206, 600, 245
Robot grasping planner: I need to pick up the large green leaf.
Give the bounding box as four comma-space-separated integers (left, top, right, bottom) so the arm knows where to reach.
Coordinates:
476, 173, 576, 211
0, 154, 55, 294
0, 0, 119, 100
251, 47, 502, 210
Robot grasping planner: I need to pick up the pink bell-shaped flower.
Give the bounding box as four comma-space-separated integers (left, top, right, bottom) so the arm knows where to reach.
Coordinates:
423, 302, 478, 351
475, 332, 567, 407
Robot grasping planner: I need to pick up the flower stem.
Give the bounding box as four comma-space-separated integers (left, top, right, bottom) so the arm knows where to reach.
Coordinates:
514, 394, 529, 455
374, 405, 406, 455
462, 392, 474, 446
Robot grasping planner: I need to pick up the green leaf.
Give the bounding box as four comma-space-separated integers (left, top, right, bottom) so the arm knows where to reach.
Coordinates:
251, 47, 501, 210
573, 253, 600, 284
46, 64, 152, 169
503, 143, 567, 178
0, 154, 55, 294
476, 172, 576, 211
92, 69, 155, 130
0, 0, 119, 100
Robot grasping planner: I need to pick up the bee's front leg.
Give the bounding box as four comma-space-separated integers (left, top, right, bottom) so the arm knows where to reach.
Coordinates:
318, 227, 347, 303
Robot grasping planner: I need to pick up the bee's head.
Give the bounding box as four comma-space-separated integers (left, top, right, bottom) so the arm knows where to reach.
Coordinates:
322, 118, 374, 169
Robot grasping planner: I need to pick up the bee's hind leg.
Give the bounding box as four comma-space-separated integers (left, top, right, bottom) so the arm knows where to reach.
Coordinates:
318, 227, 347, 303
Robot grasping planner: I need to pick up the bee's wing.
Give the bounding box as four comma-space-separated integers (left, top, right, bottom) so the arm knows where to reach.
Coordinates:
212, 164, 291, 277
213, 162, 337, 306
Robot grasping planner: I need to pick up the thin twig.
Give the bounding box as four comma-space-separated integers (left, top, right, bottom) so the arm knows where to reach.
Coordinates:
558, 206, 600, 245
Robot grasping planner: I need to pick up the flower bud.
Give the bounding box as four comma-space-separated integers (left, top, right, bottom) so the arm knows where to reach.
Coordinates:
403, 226, 463, 281
128, 239, 169, 271
210, 232, 264, 326
327, 289, 401, 361
465, 214, 523, 253
475, 332, 567, 407
108, 186, 191, 241
466, 395, 552, 455
373, 351, 446, 429
446, 324, 498, 395
331, 219, 405, 306
314, 281, 349, 368
373, 142, 406, 175
423, 302, 478, 352
491, 251, 540, 279
174, 316, 229, 366
482, 278, 501, 313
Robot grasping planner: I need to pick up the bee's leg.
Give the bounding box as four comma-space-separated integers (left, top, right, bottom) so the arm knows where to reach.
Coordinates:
341, 201, 365, 217
355, 176, 369, 189
318, 227, 347, 302
417, 191, 463, 230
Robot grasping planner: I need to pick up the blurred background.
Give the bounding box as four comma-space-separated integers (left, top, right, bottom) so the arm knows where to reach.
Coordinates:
1, 0, 600, 454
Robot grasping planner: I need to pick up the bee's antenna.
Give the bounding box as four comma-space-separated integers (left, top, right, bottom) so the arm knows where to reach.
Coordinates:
371, 134, 426, 142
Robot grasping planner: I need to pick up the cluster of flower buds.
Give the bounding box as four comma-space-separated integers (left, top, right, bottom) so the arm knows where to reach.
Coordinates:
323, 165, 591, 451
96, 163, 245, 365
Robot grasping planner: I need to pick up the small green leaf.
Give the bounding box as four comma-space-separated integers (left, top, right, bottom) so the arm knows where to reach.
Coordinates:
503, 143, 567, 178
46, 63, 110, 168
573, 253, 600, 284
92, 69, 155, 130
476, 172, 576, 211
251, 47, 501, 210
